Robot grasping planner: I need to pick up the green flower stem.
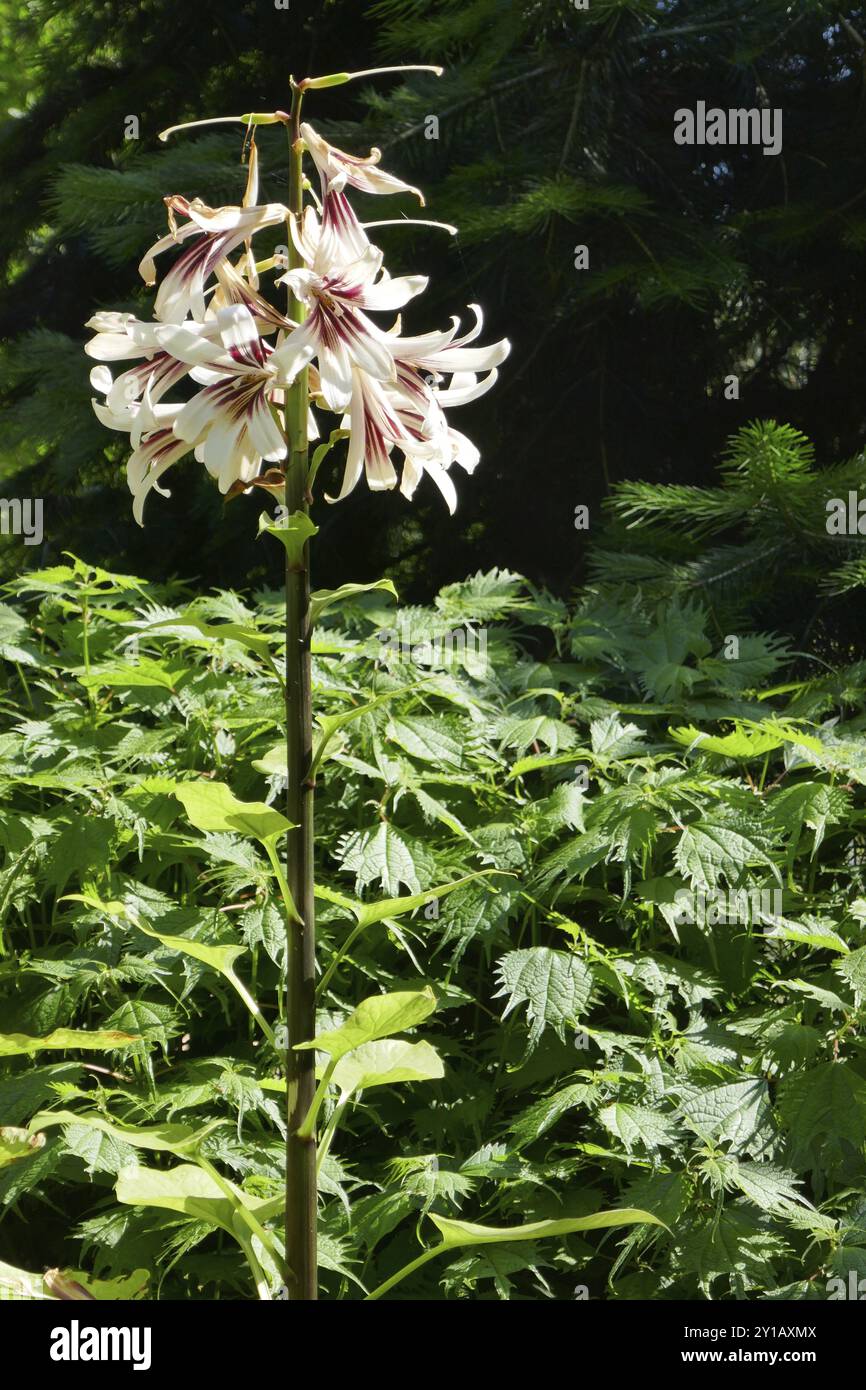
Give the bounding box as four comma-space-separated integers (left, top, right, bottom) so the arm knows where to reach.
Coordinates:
282, 76, 318, 1302
364, 1245, 443, 1301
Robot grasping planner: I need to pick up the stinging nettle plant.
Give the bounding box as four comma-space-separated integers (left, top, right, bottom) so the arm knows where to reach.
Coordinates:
82, 65, 657, 1300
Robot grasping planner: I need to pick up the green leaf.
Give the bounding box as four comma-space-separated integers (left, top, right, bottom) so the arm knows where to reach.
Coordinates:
331, 1039, 444, 1096
310, 579, 397, 627
258, 509, 317, 563
677, 1080, 774, 1155
338, 823, 420, 896
429, 1208, 664, 1249
669, 724, 784, 759
675, 820, 781, 892
837, 946, 866, 998
494, 947, 594, 1048
318, 869, 501, 932
77, 656, 185, 692
598, 1103, 681, 1153
296, 987, 437, 1061
116, 1164, 242, 1236
0, 1259, 51, 1300
313, 688, 415, 773
778, 1064, 866, 1180
0, 1029, 139, 1057
386, 715, 467, 769
141, 610, 275, 662
173, 780, 292, 842
132, 921, 247, 977
29, 1110, 220, 1157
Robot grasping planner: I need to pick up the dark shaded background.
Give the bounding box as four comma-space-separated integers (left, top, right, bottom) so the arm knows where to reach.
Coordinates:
2, 0, 866, 607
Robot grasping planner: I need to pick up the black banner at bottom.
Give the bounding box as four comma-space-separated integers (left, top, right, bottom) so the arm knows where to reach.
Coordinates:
5, 1295, 858, 1377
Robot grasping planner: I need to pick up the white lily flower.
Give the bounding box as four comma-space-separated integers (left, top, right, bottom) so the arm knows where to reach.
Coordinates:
323, 304, 510, 511
170, 305, 288, 496
88, 104, 507, 524
300, 122, 425, 266
139, 195, 288, 323
271, 237, 427, 409
301, 123, 424, 204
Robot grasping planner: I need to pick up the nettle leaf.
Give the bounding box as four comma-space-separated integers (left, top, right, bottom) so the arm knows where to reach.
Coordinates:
77, 656, 186, 692
332, 1039, 444, 1096
669, 724, 785, 759
104, 999, 179, 1048
172, 781, 291, 842
499, 715, 578, 756
494, 948, 594, 1048
510, 1083, 595, 1147
386, 715, 468, 770
598, 1103, 681, 1154
589, 714, 647, 760
837, 946, 866, 998
676, 1080, 775, 1156
675, 819, 781, 892
537, 782, 586, 832
628, 600, 711, 701
768, 781, 850, 857
61, 1123, 137, 1176
337, 823, 420, 896
441, 1243, 551, 1299
296, 987, 437, 1062
727, 1161, 813, 1217
778, 1064, 866, 1181
677, 1208, 788, 1291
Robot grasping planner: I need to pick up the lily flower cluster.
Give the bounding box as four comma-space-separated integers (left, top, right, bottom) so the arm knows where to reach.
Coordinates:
86, 121, 510, 524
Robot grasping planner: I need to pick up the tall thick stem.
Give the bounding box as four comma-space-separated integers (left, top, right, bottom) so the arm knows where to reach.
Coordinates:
283, 81, 317, 1301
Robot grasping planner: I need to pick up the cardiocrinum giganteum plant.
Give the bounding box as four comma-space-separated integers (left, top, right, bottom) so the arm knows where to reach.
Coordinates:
84, 66, 659, 1301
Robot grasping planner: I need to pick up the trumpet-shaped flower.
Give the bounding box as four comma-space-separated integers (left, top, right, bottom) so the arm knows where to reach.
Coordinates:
139, 195, 287, 323
300, 123, 424, 266
272, 237, 427, 408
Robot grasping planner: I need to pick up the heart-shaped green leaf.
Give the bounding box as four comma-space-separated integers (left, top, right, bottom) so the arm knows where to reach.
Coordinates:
173, 780, 292, 842
296, 987, 436, 1062
332, 1038, 444, 1096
